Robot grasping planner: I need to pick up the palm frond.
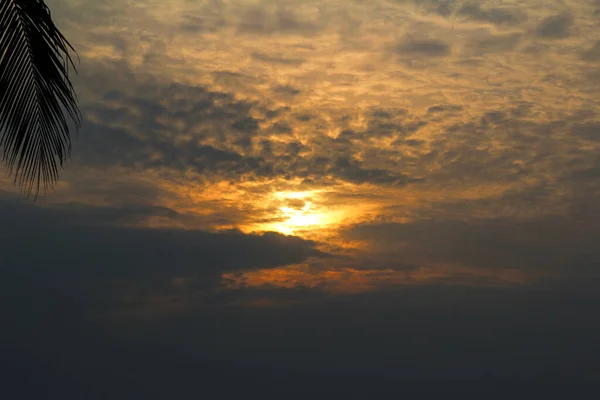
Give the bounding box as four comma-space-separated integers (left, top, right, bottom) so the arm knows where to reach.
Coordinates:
0, 0, 80, 197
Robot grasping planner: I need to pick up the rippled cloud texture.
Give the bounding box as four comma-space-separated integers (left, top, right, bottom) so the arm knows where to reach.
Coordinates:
2, 1, 600, 395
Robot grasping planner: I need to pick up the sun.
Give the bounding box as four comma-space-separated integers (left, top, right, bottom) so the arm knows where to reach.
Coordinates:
243, 189, 352, 237
261, 191, 331, 235
279, 201, 323, 228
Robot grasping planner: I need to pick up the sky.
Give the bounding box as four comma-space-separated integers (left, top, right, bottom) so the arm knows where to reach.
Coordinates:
2, 0, 600, 397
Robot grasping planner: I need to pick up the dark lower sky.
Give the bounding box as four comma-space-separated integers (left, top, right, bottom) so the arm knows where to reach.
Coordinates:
2, 0, 600, 397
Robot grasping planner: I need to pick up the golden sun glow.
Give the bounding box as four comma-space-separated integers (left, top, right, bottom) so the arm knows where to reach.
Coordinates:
280, 201, 319, 225
264, 191, 333, 235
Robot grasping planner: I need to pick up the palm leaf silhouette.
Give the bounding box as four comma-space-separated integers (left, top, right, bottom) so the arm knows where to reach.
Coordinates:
0, 0, 80, 197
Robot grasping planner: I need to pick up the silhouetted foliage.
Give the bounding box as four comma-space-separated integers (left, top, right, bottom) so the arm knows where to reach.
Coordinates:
0, 0, 80, 197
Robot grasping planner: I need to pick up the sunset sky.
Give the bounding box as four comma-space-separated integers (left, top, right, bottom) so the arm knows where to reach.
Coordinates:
2, 0, 600, 396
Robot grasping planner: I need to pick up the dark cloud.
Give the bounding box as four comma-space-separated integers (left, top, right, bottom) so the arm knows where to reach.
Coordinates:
76, 117, 266, 177
336, 108, 412, 141
74, 63, 274, 176
250, 52, 305, 66
237, 7, 320, 36
409, 108, 600, 188
434, 2, 453, 17
568, 155, 600, 181
269, 122, 294, 135
329, 156, 415, 186
481, 111, 507, 125
345, 205, 600, 276
285, 141, 307, 156
75, 61, 434, 188
365, 120, 405, 137
535, 15, 573, 39
3, 269, 600, 399
3, 194, 600, 398
0, 198, 326, 292
398, 138, 425, 147
572, 123, 600, 141
467, 32, 523, 55
296, 113, 314, 122
395, 37, 451, 58
47, 202, 180, 226
180, 14, 226, 33
427, 104, 464, 114
582, 40, 600, 62
273, 85, 302, 97
213, 70, 258, 87
309, 106, 595, 190
370, 109, 393, 119
457, 4, 525, 26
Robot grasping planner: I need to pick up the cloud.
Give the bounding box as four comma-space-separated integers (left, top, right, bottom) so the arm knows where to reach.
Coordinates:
272, 84, 302, 97
180, 14, 226, 34
344, 192, 600, 278
535, 14, 573, 39
572, 122, 600, 141
457, 3, 525, 26
5, 263, 600, 399
71, 59, 443, 190
582, 40, 600, 61
237, 6, 321, 36
0, 198, 327, 295
328, 156, 415, 186
250, 52, 305, 66
395, 37, 451, 58
427, 105, 464, 114
73, 61, 275, 175
466, 32, 523, 55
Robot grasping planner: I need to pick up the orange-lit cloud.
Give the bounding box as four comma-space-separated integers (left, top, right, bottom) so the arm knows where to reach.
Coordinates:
223, 261, 529, 295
